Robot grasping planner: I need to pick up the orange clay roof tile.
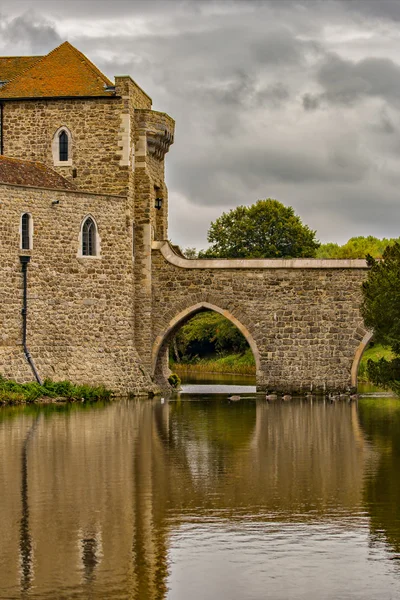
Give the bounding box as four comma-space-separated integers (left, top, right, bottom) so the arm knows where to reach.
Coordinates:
0, 156, 77, 190
0, 41, 114, 99
0, 56, 43, 82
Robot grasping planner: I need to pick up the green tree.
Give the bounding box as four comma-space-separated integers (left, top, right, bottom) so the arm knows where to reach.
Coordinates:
361, 243, 400, 392
198, 199, 320, 259
183, 247, 198, 259
317, 236, 400, 259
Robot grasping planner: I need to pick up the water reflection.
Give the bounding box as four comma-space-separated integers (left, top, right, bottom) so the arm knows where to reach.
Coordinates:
0, 394, 399, 598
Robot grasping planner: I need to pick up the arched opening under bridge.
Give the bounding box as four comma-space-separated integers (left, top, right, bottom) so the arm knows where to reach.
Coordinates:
152, 302, 261, 388
351, 330, 374, 389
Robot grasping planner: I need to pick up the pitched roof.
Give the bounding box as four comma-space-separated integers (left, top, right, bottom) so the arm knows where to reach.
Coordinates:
0, 156, 77, 190
0, 56, 42, 82
0, 42, 115, 99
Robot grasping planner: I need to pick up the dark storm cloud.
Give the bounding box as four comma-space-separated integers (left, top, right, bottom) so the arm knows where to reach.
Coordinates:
302, 93, 320, 112
0, 11, 61, 53
1, 0, 400, 247
316, 54, 400, 107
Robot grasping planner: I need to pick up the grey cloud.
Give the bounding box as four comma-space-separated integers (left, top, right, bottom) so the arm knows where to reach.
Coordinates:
302, 93, 320, 111
1, 12, 61, 54
171, 140, 371, 210
378, 107, 396, 134
338, 0, 400, 22
316, 54, 400, 106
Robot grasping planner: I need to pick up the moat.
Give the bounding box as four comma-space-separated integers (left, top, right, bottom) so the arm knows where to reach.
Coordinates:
1, 375, 400, 599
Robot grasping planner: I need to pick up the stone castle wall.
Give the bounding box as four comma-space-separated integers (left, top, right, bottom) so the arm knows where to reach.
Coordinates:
1, 77, 151, 197
2, 97, 128, 195
0, 182, 153, 394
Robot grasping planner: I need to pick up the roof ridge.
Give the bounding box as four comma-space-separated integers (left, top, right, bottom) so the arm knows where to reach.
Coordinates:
0, 41, 114, 95
65, 42, 114, 88
0, 43, 66, 90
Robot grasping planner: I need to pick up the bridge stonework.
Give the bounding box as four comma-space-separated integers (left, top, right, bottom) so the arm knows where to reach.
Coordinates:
150, 243, 369, 393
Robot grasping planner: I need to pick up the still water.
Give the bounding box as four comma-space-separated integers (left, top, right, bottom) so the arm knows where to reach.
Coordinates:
1, 380, 400, 599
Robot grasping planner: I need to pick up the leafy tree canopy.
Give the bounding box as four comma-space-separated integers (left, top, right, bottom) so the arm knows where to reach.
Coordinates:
361, 243, 400, 392
198, 199, 320, 259
317, 236, 400, 259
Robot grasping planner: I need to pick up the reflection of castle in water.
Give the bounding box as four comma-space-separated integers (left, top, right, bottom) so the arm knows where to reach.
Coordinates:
0, 399, 386, 598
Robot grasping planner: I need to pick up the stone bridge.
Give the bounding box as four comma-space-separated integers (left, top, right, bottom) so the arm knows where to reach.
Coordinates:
149, 241, 371, 393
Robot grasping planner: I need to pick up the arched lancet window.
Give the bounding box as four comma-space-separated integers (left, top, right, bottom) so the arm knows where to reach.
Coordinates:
52, 126, 72, 166
21, 213, 32, 250
59, 130, 68, 162
82, 217, 96, 256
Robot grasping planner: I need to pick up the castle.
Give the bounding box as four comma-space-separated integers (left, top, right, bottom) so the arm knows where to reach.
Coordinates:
0, 42, 371, 395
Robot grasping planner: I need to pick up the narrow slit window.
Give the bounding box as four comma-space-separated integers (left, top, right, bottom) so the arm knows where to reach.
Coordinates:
21, 213, 31, 250
59, 130, 68, 162
82, 217, 96, 256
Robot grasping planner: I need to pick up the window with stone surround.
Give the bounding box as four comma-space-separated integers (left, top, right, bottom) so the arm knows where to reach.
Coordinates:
59, 131, 68, 161
21, 213, 32, 250
52, 126, 72, 166
77, 215, 101, 258
82, 217, 96, 256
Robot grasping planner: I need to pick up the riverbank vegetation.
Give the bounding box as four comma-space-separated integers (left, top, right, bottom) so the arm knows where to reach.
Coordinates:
358, 343, 394, 382
170, 311, 256, 375
361, 243, 400, 392
0, 376, 112, 405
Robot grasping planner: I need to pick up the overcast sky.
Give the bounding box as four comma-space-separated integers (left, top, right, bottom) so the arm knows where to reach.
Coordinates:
2, 0, 400, 249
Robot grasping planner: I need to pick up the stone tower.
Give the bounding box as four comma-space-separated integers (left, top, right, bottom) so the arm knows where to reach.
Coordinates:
0, 42, 174, 392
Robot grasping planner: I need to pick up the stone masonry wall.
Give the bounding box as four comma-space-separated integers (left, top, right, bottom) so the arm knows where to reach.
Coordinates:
0, 182, 154, 394
151, 248, 369, 393
2, 97, 131, 196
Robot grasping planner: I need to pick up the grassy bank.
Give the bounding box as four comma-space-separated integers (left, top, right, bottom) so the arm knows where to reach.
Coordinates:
358, 343, 394, 382
0, 376, 112, 406
171, 348, 256, 376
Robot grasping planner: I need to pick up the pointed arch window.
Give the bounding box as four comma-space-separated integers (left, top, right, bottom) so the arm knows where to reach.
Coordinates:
52, 126, 72, 166
82, 217, 96, 256
59, 130, 68, 162
21, 213, 32, 250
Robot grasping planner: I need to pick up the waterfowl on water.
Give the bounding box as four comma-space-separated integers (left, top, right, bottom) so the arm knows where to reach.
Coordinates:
349, 393, 359, 402
282, 394, 292, 401
265, 392, 278, 401
328, 393, 339, 403
228, 395, 241, 402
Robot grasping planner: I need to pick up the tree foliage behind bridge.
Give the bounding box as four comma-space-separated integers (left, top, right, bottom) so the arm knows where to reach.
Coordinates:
198, 199, 320, 259
317, 236, 400, 259
173, 311, 249, 363
361, 242, 400, 392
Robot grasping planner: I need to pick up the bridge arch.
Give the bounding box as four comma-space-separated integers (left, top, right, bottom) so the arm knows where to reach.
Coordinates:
151, 301, 261, 385
351, 330, 374, 388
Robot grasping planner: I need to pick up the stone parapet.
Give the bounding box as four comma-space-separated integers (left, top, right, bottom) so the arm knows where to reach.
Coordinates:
152, 241, 369, 270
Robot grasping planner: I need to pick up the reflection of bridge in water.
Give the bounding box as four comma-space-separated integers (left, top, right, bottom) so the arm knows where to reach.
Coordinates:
0, 398, 391, 599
